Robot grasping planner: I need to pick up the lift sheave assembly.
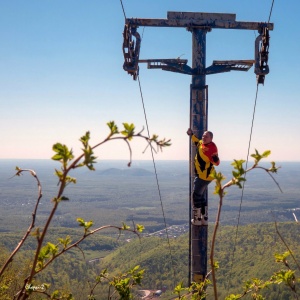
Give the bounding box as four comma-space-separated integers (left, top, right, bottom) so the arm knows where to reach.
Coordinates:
122, 11, 272, 84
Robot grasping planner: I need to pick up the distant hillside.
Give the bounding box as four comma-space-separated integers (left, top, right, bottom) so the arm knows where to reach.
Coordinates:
1, 160, 300, 233
99, 167, 153, 176
0, 227, 120, 254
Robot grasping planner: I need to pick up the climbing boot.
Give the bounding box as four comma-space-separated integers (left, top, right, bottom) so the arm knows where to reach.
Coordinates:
201, 206, 208, 226
191, 208, 202, 225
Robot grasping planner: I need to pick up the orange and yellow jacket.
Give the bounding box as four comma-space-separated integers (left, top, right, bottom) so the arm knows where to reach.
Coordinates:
192, 135, 220, 181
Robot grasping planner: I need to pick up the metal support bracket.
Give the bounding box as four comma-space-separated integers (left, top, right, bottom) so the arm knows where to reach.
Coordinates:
139, 59, 193, 75
206, 60, 254, 75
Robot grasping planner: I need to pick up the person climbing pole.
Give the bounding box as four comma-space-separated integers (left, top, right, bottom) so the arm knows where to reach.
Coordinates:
187, 128, 220, 225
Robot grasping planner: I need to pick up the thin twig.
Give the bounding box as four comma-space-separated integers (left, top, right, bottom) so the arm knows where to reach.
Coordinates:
255, 166, 283, 193
210, 194, 223, 300
0, 169, 42, 277
273, 215, 300, 272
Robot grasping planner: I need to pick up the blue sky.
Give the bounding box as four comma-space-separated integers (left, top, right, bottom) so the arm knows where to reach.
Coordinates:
0, 0, 299, 162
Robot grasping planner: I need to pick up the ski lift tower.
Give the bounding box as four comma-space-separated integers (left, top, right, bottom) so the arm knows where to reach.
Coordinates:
122, 11, 273, 286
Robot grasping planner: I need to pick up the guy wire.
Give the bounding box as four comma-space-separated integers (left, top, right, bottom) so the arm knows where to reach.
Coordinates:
137, 75, 177, 287
228, 84, 259, 284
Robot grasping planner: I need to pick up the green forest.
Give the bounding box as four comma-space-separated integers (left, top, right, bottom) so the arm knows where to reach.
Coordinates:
1, 222, 300, 299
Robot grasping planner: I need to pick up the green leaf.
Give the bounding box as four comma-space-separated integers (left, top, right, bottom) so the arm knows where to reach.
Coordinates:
54, 169, 63, 179
122, 222, 130, 230
84, 221, 93, 230
107, 121, 119, 135
131, 265, 140, 272
58, 235, 71, 248
52, 154, 63, 161
82, 145, 97, 170
213, 261, 219, 269
271, 269, 295, 285
77, 218, 93, 232
31, 227, 41, 239
262, 150, 271, 157
52, 143, 74, 167
174, 282, 186, 293
121, 123, 135, 140
274, 251, 290, 263
53, 196, 71, 203
77, 218, 85, 226
79, 131, 91, 147
232, 171, 239, 178
269, 161, 279, 173
47, 242, 58, 257
136, 224, 144, 233
65, 175, 77, 184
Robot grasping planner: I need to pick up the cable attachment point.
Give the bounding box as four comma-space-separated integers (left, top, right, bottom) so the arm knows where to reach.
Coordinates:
122, 23, 141, 80
255, 25, 270, 85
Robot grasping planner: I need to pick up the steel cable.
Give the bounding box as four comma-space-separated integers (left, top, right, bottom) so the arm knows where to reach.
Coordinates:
137, 75, 177, 287
227, 0, 275, 289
